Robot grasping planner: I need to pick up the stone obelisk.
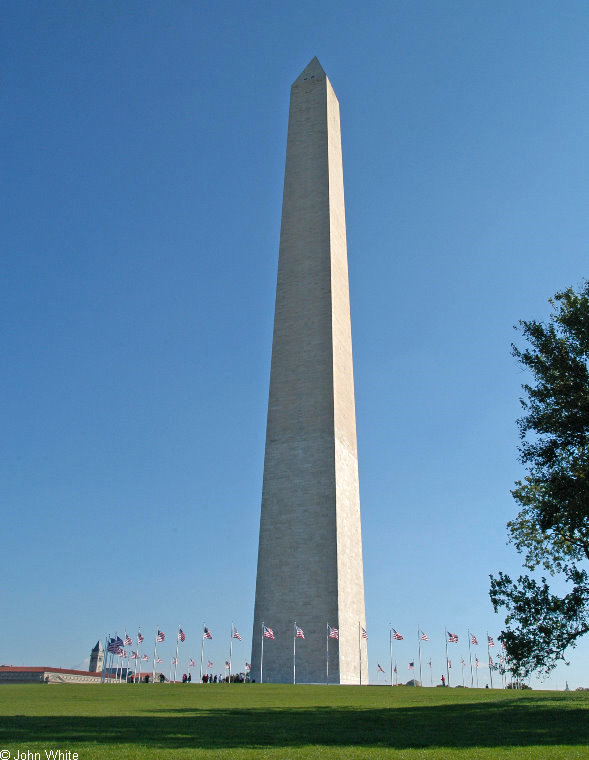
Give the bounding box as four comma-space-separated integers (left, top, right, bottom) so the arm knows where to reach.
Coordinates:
251, 58, 368, 684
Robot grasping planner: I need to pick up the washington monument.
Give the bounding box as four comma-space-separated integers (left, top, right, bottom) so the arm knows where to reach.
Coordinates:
251, 58, 368, 684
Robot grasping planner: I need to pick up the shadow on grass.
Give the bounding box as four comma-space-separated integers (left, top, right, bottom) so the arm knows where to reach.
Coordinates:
2, 701, 588, 750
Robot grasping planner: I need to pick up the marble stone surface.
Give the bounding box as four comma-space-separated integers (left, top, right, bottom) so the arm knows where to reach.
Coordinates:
251, 58, 367, 684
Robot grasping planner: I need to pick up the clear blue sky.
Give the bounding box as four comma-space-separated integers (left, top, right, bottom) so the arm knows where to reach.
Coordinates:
2, 0, 587, 689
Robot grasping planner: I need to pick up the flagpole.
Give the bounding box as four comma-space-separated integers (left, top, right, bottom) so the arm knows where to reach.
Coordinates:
152, 626, 158, 684
501, 647, 506, 688
293, 621, 296, 685
389, 627, 393, 688
104, 644, 109, 685
120, 639, 124, 683
326, 623, 329, 685
133, 629, 141, 683
110, 644, 116, 683
487, 632, 493, 689
418, 625, 422, 686
112, 634, 118, 684
137, 636, 143, 683
429, 658, 432, 686
106, 645, 112, 684
125, 642, 130, 683
173, 625, 180, 684
101, 635, 108, 683
395, 661, 397, 685
358, 622, 361, 686
462, 658, 465, 686
115, 633, 121, 684
125, 632, 131, 683
468, 629, 473, 688
112, 634, 120, 684
260, 621, 264, 685
444, 627, 450, 687
200, 623, 205, 683
229, 622, 234, 683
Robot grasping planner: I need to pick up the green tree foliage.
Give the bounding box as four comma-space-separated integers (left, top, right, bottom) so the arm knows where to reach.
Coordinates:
490, 282, 589, 677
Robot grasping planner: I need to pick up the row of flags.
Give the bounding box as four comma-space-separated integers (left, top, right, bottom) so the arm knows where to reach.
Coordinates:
103, 623, 248, 683
261, 624, 356, 641
379, 655, 506, 672
381, 626, 510, 687
258, 622, 368, 684
108, 625, 502, 651
109, 621, 355, 654
107, 623, 245, 650
388, 629, 501, 648
105, 623, 507, 686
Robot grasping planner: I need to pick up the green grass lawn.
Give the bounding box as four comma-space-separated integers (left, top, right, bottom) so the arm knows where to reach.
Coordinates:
1, 684, 588, 760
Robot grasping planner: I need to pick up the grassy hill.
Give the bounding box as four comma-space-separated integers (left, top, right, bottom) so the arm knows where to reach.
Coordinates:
1, 683, 588, 759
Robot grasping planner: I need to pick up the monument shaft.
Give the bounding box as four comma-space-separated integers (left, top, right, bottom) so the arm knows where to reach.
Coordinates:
251, 58, 367, 684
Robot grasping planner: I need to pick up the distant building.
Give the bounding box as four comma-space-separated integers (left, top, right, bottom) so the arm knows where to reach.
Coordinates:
89, 640, 104, 673
0, 666, 104, 684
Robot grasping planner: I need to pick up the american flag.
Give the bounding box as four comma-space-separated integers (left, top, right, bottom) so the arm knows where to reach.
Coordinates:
328, 626, 339, 639
119, 649, 126, 658
156, 657, 163, 663
487, 636, 495, 647
203, 627, 213, 640
392, 629, 403, 640
420, 631, 429, 641
245, 662, 251, 671
124, 634, 132, 646
448, 632, 459, 643
499, 655, 505, 664
471, 634, 478, 645
377, 664, 385, 673
156, 630, 165, 642
475, 656, 479, 668
295, 626, 305, 639
171, 657, 178, 665
142, 654, 149, 661
394, 665, 397, 673
207, 660, 213, 669
361, 627, 368, 640
178, 629, 186, 642
428, 659, 432, 669
447, 659, 452, 668
225, 660, 230, 669
137, 632, 144, 644
501, 641, 506, 650
461, 658, 466, 666
189, 659, 195, 667
489, 656, 494, 666
409, 661, 414, 670
107, 637, 123, 654
263, 626, 275, 639
232, 628, 242, 641
129, 651, 138, 660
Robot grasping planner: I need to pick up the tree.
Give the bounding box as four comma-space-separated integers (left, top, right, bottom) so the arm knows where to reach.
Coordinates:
489, 282, 589, 678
